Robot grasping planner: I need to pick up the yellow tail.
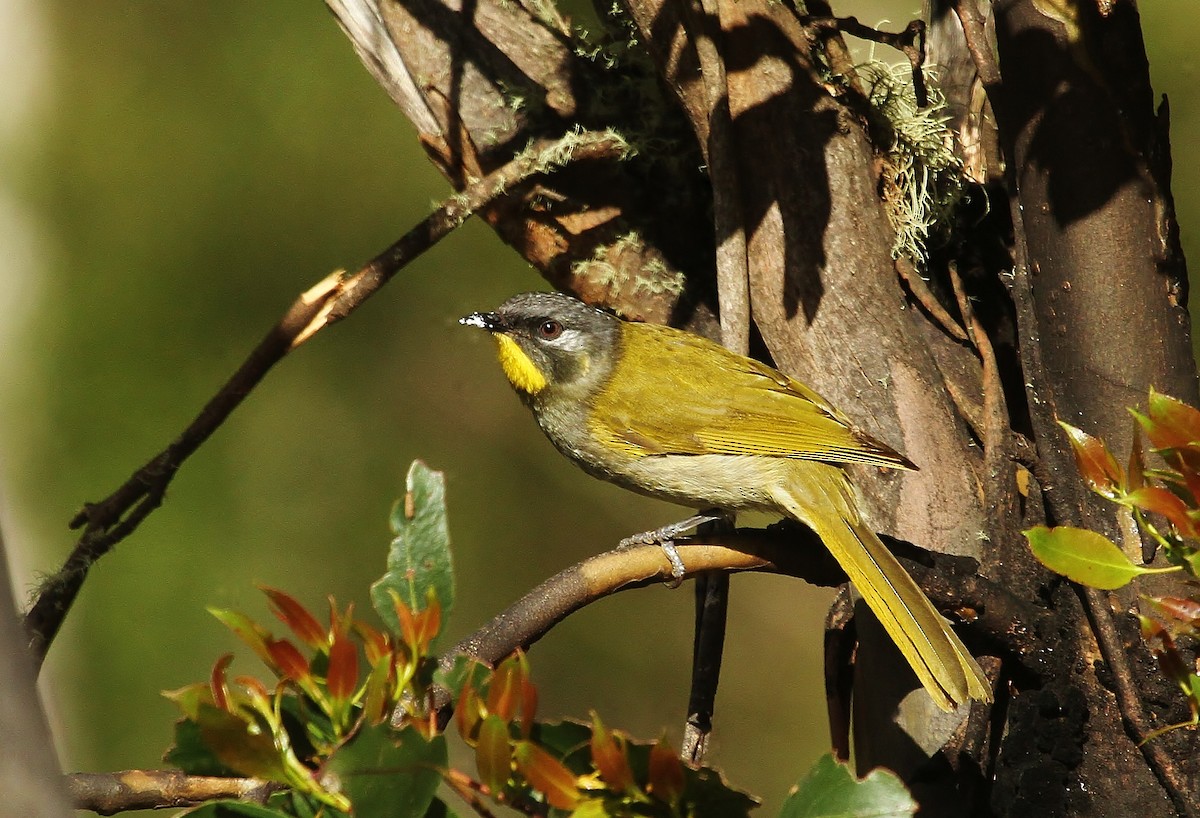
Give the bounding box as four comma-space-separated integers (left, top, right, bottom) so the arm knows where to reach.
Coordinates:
772, 464, 992, 711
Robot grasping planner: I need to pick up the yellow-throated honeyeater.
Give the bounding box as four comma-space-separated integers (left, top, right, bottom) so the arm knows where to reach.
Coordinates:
462, 291, 991, 711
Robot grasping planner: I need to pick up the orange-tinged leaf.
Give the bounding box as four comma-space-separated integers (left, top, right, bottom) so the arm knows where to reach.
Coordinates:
413, 597, 442, 655
261, 586, 328, 649
1145, 389, 1200, 450
208, 608, 272, 666
647, 736, 684, 803
1141, 614, 1193, 686
1059, 421, 1123, 497
391, 590, 420, 651
590, 712, 632, 792
514, 740, 581, 810
210, 653, 234, 711
456, 679, 483, 744
326, 625, 359, 703
519, 672, 538, 739
1147, 596, 1200, 624
266, 638, 311, 683
354, 620, 392, 666
1169, 448, 1200, 505
487, 655, 523, 722
476, 714, 511, 796
1126, 487, 1198, 537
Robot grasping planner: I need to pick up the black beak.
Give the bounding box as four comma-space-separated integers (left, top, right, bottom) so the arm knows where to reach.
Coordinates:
459, 311, 502, 331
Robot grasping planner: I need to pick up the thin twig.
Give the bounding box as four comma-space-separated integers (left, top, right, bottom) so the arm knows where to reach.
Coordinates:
443, 769, 502, 818
682, 570, 729, 765
801, 16, 928, 106
22, 130, 633, 669
948, 260, 1010, 476
895, 257, 969, 342
67, 770, 278, 815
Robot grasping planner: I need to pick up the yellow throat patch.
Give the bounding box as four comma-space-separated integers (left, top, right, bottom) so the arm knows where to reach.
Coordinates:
493, 334, 547, 395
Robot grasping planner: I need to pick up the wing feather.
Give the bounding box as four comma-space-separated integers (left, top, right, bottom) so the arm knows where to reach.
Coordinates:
590, 323, 914, 469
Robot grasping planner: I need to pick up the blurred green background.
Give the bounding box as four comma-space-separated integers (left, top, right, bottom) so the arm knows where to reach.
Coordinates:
0, 1, 1195, 814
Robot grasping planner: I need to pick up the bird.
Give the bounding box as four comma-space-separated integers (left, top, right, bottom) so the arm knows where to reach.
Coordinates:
461, 290, 991, 711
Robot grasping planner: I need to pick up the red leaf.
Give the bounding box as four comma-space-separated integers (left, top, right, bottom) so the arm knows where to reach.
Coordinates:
412, 597, 442, 654
1145, 389, 1200, 450
519, 670, 538, 739
514, 740, 581, 810
391, 591, 419, 651
476, 714, 512, 797
210, 654, 234, 711
326, 625, 360, 703
1127, 487, 1198, 538
1059, 421, 1123, 497
487, 655, 523, 722
261, 587, 327, 649
456, 679, 483, 743
1149, 596, 1200, 624
1169, 448, 1200, 506
266, 638, 311, 683
647, 736, 684, 803
354, 620, 392, 666
590, 712, 632, 792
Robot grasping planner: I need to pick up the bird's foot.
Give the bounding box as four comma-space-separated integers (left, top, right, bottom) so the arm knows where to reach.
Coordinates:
618, 511, 727, 587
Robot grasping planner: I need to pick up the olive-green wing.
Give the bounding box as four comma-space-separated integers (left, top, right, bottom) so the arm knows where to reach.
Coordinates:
590, 323, 914, 469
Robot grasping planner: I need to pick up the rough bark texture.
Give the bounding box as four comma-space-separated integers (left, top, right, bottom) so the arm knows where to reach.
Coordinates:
328, 0, 1199, 813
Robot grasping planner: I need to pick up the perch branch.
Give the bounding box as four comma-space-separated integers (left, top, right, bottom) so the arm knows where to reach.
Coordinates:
22, 130, 632, 669
68, 770, 279, 815
438, 524, 1033, 692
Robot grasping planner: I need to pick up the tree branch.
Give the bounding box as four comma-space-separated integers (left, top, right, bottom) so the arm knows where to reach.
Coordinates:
440, 523, 1031, 682
22, 130, 633, 669
67, 770, 279, 815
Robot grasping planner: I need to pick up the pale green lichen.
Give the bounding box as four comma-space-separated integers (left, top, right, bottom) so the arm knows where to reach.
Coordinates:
571, 230, 686, 297
860, 61, 968, 269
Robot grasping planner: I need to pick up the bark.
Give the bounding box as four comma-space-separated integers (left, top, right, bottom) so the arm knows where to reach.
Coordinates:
327, 0, 1199, 814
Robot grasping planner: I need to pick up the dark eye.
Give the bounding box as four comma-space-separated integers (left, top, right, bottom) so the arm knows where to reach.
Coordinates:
537, 320, 563, 339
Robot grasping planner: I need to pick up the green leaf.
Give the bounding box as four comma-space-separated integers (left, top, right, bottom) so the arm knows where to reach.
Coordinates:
322, 724, 446, 818
180, 801, 293, 818
476, 714, 512, 797
779, 754, 916, 818
1024, 525, 1148, 590
371, 461, 455, 646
